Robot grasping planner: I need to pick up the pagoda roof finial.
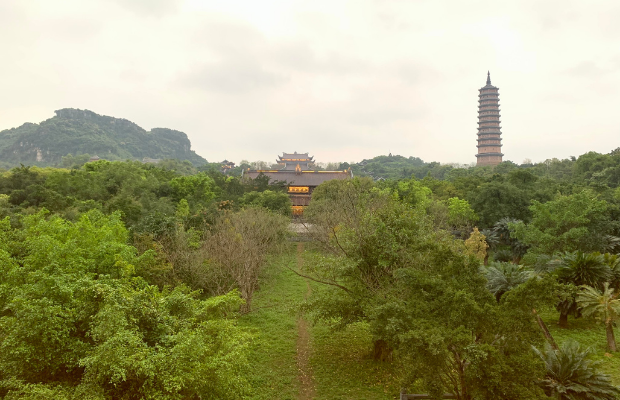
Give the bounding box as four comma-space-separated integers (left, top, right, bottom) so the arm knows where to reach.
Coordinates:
486, 71, 491, 85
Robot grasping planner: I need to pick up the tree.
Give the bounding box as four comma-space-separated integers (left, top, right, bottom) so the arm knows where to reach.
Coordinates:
0, 210, 251, 398
554, 252, 612, 327
468, 181, 531, 227
169, 172, 217, 206
577, 283, 620, 352
492, 217, 529, 263
238, 190, 292, 216
393, 177, 432, 208
384, 263, 551, 400
511, 191, 610, 258
302, 178, 551, 398
446, 197, 479, 232
464, 227, 488, 263
533, 341, 620, 399
483, 262, 532, 302
203, 208, 289, 312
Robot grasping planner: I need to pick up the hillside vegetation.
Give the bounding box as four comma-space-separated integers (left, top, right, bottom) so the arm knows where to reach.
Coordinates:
0, 108, 207, 167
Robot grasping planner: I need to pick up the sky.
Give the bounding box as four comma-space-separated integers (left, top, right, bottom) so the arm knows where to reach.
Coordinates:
1, 0, 619, 165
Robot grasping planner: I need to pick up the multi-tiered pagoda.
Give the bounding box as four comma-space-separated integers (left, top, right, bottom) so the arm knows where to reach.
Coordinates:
476, 72, 503, 166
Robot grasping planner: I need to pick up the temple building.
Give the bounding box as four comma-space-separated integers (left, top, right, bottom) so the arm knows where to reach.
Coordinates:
476, 72, 503, 166
220, 159, 235, 174
242, 152, 353, 215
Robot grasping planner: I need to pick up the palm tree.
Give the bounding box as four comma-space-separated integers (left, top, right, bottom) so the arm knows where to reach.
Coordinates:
483, 262, 532, 302
577, 283, 620, 352
554, 252, 611, 327
533, 340, 620, 400
492, 217, 529, 263
604, 253, 620, 290
556, 252, 611, 288
483, 262, 559, 347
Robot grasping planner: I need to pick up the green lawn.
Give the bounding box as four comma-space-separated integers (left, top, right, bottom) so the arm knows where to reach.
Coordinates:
311, 321, 400, 400
541, 309, 620, 384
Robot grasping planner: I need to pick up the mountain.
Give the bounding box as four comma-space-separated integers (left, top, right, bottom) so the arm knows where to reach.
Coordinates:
0, 108, 207, 167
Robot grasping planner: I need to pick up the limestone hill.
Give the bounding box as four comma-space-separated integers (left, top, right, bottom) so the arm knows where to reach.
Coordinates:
0, 108, 207, 167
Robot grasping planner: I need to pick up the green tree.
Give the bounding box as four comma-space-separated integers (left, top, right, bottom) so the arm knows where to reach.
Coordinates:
384, 264, 551, 400
553, 251, 611, 327
169, 172, 217, 206
238, 190, 292, 216
483, 262, 532, 302
302, 178, 551, 398
393, 178, 432, 208
511, 191, 610, 258
577, 283, 620, 352
0, 210, 250, 398
468, 181, 531, 227
446, 197, 479, 231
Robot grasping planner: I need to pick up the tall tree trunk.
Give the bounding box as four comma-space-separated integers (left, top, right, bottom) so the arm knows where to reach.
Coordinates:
240, 288, 252, 313
452, 351, 471, 400
373, 339, 392, 361
606, 321, 617, 352
533, 308, 558, 350
558, 312, 568, 328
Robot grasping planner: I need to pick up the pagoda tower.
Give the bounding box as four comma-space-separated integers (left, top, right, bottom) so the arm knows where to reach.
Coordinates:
476, 72, 503, 166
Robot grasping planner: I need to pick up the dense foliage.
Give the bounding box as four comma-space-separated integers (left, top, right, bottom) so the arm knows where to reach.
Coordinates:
2, 146, 620, 398
0, 160, 292, 399
0, 211, 251, 399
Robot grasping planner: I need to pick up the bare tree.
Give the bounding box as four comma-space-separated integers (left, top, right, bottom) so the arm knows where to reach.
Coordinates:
203, 208, 289, 312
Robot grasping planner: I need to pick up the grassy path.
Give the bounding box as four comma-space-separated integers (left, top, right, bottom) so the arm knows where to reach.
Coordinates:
239, 246, 305, 400
296, 242, 316, 399
240, 243, 401, 400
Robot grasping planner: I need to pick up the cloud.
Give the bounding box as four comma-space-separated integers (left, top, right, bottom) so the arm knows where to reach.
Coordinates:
566, 61, 612, 77
270, 42, 368, 75
109, 0, 182, 16
40, 17, 103, 41
178, 60, 287, 93
2, 0, 620, 165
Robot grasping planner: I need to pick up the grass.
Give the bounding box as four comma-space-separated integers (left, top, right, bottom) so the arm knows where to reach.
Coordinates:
238, 247, 306, 400
540, 308, 620, 384
311, 322, 400, 400
239, 243, 402, 399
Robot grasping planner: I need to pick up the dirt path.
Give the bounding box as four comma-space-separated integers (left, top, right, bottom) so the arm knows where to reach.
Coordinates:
296, 242, 315, 400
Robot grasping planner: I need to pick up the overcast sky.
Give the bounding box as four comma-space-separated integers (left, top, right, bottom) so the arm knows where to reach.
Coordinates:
1, 0, 619, 165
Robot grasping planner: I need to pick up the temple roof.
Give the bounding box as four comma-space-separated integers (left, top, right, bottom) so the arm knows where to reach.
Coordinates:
279, 152, 313, 160
243, 170, 352, 186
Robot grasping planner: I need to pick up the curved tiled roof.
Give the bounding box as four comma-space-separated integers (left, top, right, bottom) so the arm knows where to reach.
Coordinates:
243, 170, 352, 186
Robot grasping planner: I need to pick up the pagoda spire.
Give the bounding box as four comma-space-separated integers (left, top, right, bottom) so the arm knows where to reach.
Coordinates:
486, 71, 491, 85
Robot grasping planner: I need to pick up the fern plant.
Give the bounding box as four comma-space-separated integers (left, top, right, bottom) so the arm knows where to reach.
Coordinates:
482, 261, 532, 302
533, 340, 620, 400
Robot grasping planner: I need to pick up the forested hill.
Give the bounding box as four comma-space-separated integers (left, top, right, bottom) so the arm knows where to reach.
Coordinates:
0, 108, 207, 167
346, 154, 427, 179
